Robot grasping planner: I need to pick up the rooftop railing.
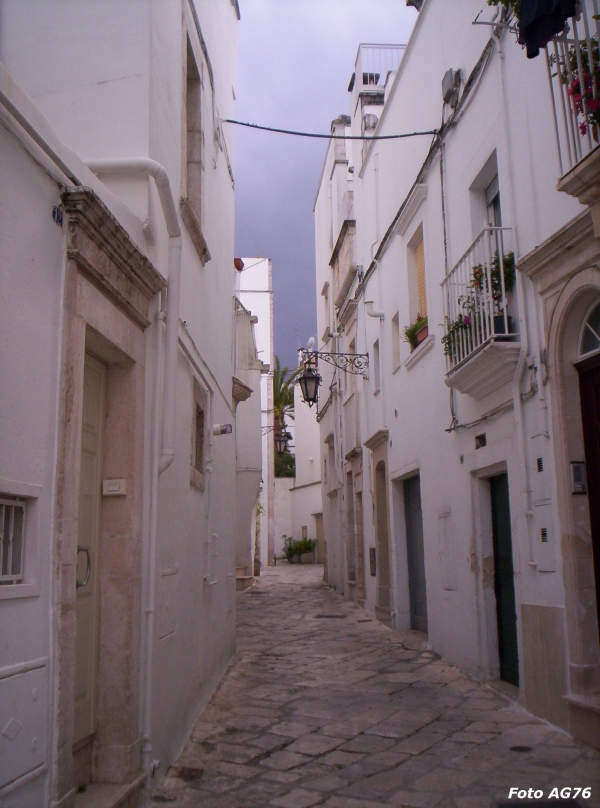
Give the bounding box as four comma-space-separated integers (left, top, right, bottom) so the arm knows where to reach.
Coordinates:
546, 0, 600, 175
442, 227, 518, 371
354, 44, 405, 92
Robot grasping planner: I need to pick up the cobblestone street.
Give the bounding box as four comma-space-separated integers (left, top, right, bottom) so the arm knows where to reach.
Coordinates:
153, 566, 600, 808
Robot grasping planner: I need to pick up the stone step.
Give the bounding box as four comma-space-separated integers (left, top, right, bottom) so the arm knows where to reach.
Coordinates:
236, 575, 254, 592
235, 565, 247, 576
74, 772, 145, 808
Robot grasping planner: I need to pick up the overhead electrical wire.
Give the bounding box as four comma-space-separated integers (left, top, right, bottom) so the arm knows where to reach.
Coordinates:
222, 119, 439, 141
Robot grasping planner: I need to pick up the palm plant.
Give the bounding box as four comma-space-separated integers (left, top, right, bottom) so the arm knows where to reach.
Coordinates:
272, 357, 299, 477
272, 356, 298, 434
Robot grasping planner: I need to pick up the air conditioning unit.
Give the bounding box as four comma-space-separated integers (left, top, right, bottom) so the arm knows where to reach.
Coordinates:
442, 69, 460, 108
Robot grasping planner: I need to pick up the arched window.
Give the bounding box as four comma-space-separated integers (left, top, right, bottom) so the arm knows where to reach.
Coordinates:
579, 300, 600, 358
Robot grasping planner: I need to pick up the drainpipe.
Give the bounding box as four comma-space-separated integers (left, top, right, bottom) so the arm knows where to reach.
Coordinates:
85, 158, 183, 781
490, 31, 536, 564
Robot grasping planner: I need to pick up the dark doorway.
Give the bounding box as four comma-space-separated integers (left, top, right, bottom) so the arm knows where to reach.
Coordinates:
577, 358, 600, 637
404, 476, 428, 632
490, 473, 519, 686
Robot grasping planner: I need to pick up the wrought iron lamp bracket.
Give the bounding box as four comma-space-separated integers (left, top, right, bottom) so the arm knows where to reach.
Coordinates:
300, 349, 369, 379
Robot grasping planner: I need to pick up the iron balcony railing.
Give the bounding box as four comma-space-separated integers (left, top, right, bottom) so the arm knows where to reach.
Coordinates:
441, 227, 518, 371
546, 0, 600, 175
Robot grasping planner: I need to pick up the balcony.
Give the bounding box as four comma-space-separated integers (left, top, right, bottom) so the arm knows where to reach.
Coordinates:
546, 1, 600, 178
442, 228, 521, 399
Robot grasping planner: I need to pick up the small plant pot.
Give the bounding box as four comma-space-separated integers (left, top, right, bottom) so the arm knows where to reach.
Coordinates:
300, 552, 315, 564
415, 323, 429, 345
493, 315, 514, 340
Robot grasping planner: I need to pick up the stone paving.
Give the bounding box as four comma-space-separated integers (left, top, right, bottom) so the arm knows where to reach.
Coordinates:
153, 565, 600, 808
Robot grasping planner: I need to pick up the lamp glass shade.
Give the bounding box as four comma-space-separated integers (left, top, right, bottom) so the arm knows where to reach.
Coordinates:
299, 367, 321, 406
275, 432, 288, 454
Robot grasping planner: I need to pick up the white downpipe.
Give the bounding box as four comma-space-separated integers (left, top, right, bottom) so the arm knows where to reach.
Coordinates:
491, 34, 536, 564
85, 159, 183, 782
143, 305, 165, 780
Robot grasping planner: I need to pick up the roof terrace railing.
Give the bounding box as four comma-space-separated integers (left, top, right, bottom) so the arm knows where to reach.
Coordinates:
354, 44, 406, 92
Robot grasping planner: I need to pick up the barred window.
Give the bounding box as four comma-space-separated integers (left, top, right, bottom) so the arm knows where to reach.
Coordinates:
0, 496, 25, 584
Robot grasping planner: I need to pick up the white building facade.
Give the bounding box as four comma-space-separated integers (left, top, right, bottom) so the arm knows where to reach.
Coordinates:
313, 0, 599, 749
237, 257, 275, 569
290, 384, 324, 564
0, 2, 263, 806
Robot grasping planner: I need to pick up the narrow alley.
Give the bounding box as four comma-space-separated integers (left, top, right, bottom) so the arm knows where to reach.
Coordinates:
154, 567, 600, 808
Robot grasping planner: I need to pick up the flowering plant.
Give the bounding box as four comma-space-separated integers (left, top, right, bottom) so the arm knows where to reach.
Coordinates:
441, 312, 473, 358
551, 35, 600, 138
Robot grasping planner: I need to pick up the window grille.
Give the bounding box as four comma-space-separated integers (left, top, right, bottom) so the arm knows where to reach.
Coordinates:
0, 497, 25, 584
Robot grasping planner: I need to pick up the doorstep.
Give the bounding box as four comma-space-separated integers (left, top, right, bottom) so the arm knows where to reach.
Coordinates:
565, 693, 600, 750
74, 773, 146, 808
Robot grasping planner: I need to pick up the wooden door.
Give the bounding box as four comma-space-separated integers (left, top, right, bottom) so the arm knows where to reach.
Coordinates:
375, 462, 391, 624
355, 491, 366, 605
73, 355, 105, 745
404, 476, 428, 632
578, 360, 600, 636
490, 473, 519, 686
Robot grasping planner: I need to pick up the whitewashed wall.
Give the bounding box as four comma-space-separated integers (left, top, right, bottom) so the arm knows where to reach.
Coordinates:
314, 0, 587, 730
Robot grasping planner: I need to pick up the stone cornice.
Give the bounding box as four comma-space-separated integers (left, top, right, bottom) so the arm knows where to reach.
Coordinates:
63, 188, 164, 328
364, 428, 389, 451
330, 220, 356, 267
394, 183, 427, 237
518, 210, 600, 295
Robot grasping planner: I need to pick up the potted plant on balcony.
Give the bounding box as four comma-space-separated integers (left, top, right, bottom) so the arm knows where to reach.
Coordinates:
471, 250, 515, 336
441, 311, 473, 358
403, 313, 428, 352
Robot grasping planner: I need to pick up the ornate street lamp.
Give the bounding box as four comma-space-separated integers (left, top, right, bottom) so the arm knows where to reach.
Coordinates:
298, 365, 321, 408
297, 341, 369, 407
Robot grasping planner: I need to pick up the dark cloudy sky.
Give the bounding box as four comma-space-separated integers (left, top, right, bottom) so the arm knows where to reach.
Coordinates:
231, 1, 418, 370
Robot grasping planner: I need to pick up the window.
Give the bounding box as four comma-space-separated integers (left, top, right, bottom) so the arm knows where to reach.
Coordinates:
373, 339, 381, 393
580, 300, 600, 357
407, 225, 427, 323
347, 337, 357, 394
191, 379, 207, 490
485, 175, 502, 227
181, 37, 210, 264
0, 496, 25, 584
469, 151, 499, 237
194, 405, 205, 471
392, 312, 401, 371
321, 282, 330, 341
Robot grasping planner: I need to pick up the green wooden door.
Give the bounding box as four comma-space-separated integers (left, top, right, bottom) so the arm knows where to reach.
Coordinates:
404, 476, 428, 633
490, 473, 519, 686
